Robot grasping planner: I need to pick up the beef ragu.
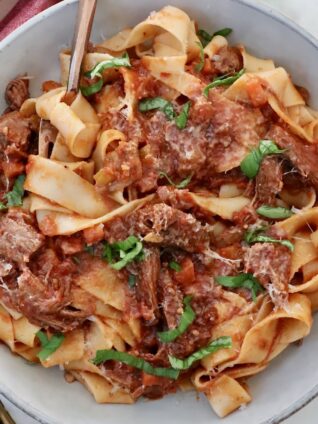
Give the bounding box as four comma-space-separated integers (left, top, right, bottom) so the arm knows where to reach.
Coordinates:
0, 5, 318, 419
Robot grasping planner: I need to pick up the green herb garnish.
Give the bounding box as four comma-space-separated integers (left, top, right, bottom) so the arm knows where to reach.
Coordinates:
198, 27, 232, 47
87, 53, 131, 79
3, 174, 25, 207
81, 53, 131, 96
256, 205, 294, 220
139, 97, 175, 120
203, 68, 245, 96
159, 171, 192, 189
244, 227, 294, 251
240, 140, 285, 179
80, 79, 104, 97
168, 336, 232, 370
169, 261, 182, 272
158, 296, 195, 343
91, 350, 180, 380
102, 235, 144, 270
175, 101, 191, 129
36, 330, 65, 361
194, 42, 204, 72
215, 273, 264, 302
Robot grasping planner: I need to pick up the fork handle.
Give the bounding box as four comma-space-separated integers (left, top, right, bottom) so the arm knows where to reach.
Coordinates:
67, 0, 97, 92
0, 400, 16, 424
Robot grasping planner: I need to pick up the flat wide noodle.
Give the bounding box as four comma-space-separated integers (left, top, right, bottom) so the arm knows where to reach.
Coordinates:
36, 88, 100, 158
34, 194, 154, 235
25, 155, 113, 218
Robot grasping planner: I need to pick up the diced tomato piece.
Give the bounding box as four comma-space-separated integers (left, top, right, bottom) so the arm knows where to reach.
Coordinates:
142, 372, 164, 386
174, 257, 195, 285
246, 77, 268, 107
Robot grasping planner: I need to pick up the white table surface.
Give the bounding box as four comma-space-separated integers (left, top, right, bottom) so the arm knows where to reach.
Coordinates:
1, 0, 318, 423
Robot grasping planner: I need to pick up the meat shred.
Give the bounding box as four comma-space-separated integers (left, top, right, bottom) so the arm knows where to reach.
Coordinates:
255, 156, 283, 206
97, 139, 142, 192
211, 46, 243, 75
0, 210, 44, 265
267, 124, 318, 189
5, 77, 29, 111
244, 242, 291, 307
128, 203, 211, 252
135, 247, 160, 324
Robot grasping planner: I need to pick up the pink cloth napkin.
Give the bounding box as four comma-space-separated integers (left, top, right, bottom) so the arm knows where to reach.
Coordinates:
0, 0, 61, 41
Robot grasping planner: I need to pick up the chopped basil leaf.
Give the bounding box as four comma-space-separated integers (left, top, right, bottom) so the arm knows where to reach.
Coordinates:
169, 261, 182, 272
80, 79, 104, 97
256, 205, 294, 220
102, 243, 113, 263
203, 68, 245, 96
36, 330, 65, 361
198, 28, 232, 47
88, 52, 131, 79
72, 256, 80, 265
213, 27, 233, 37
158, 296, 195, 342
112, 241, 143, 270
175, 101, 191, 130
216, 273, 264, 302
128, 274, 136, 288
81, 53, 131, 96
244, 227, 294, 251
240, 140, 285, 179
159, 171, 192, 189
168, 336, 232, 370
194, 42, 204, 72
139, 97, 175, 120
91, 349, 180, 379
197, 29, 212, 47
0, 202, 7, 211
4, 174, 25, 207
113, 235, 139, 251
102, 236, 144, 270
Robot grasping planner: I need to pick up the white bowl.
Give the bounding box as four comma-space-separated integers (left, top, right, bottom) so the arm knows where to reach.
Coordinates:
1, 1, 318, 423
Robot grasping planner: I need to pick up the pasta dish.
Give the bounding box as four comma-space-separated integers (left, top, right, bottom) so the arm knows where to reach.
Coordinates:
1, 6, 318, 418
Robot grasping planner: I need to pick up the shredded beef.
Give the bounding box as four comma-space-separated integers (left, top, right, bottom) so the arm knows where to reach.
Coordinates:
244, 242, 291, 307
12, 252, 91, 331
267, 124, 318, 189
157, 186, 195, 210
104, 362, 142, 398
96, 139, 142, 192
128, 203, 211, 252
135, 247, 160, 324
5, 77, 29, 111
211, 46, 243, 75
104, 359, 177, 400
167, 294, 217, 358
0, 209, 44, 265
0, 111, 32, 152
158, 267, 184, 329
0, 257, 14, 277
254, 156, 283, 206
56, 235, 84, 255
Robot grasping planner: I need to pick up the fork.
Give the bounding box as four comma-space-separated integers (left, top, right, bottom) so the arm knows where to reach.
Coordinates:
0, 400, 16, 424
38, 0, 97, 156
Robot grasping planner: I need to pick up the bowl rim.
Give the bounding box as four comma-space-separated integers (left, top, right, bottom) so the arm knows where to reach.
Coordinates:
1, 0, 318, 423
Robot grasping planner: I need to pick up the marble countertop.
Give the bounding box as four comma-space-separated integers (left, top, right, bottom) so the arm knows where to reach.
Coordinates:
1, 0, 318, 423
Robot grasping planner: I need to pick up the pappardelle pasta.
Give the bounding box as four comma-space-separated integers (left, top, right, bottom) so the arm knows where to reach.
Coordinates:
1, 5, 318, 418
